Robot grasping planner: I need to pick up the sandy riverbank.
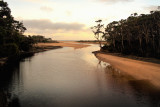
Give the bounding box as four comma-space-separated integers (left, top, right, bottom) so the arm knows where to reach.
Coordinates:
94, 52, 160, 88
77, 41, 107, 44
37, 42, 90, 49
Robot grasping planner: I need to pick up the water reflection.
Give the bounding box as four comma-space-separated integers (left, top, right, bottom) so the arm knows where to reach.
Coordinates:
0, 44, 160, 107
0, 63, 21, 107
104, 63, 160, 107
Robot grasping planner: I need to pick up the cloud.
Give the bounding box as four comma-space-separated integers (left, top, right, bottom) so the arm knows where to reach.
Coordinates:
40, 6, 53, 12
66, 11, 72, 16
22, 0, 50, 3
23, 0, 44, 2
23, 19, 93, 40
97, 0, 133, 4
143, 5, 159, 12
23, 19, 86, 31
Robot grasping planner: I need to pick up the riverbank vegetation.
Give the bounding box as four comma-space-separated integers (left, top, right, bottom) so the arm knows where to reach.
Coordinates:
0, 0, 34, 58
92, 10, 160, 59
0, 1, 61, 67
31, 35, 58, 43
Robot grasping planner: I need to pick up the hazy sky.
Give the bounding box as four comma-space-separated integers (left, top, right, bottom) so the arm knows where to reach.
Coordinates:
5, 0, 160, 40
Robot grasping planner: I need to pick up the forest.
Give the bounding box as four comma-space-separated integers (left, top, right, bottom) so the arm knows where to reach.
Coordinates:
0, 0, 35, 57
92, 10, 160, 58
0, 1, 55, 58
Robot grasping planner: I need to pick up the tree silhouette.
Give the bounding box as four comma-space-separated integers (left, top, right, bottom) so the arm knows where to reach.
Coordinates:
91, 20, 105, 48
0, 0, 34, 57
93, 9, 160, 58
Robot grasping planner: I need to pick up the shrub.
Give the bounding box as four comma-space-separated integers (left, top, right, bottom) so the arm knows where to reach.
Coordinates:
1, 43, 19, 57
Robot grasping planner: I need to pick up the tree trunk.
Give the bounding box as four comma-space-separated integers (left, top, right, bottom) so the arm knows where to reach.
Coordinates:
99, 40, 102, 48
152, 35, 155, 55
122, 35, 124, 49
121, 28, 124, 52
139, 37, 143, 55
97, 33, 102, 49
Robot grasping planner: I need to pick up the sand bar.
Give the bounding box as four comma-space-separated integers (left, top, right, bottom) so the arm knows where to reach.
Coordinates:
37, 42, 90, 49
95, 52, 160, 88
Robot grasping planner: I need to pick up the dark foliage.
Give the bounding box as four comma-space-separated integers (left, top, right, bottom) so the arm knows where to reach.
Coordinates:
94, 11, 160, 59
0, 0, 34, 57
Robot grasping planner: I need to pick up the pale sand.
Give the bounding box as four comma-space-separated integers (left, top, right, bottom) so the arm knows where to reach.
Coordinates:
95, 53, 160, 88
37, 42, 90, 49
77, 41, 107, 44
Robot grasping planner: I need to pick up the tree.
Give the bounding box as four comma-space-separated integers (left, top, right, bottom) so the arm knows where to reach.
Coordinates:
0, 0, 34, 57
91, 20, 105, 48
101, 10, 160, 58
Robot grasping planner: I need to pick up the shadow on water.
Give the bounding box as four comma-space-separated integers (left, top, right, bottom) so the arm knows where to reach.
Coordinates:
0, 58, 33, 107
0, 46, 160, 107
0, 64, 19, 107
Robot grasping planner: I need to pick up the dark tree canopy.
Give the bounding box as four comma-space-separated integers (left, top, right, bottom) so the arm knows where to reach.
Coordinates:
0, 0, 34, 57
92, 10, 160, 59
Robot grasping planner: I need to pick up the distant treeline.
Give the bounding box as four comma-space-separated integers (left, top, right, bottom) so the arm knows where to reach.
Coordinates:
92, 10, 160, 58
77, 40, 103, 42
31, 35, 58, 43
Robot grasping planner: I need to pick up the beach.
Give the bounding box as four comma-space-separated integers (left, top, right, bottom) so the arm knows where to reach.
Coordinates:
37, 42, 90, 49
94, 52, 160, 88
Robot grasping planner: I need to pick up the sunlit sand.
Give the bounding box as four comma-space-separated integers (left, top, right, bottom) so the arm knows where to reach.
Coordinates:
95, 53, 160, 88
37, 42, 90, 49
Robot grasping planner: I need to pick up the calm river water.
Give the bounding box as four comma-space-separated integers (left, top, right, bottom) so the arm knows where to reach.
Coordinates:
0, 44, 160, 107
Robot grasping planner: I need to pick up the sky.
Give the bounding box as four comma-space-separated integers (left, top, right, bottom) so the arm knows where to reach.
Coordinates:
5, 0, 160, 40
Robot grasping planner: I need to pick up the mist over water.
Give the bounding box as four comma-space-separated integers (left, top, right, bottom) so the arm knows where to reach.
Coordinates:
0, 44, 160, 107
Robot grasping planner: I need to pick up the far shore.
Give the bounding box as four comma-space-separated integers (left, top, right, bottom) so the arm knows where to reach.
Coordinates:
37, 41, 90, 49
77, 41, 107, 45
94, 51, 160, 88
0, 42, 90, 68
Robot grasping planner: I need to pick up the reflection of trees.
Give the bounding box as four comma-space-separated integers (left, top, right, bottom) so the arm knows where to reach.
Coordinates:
0, 63, 21, 107
0, 89, 21, 107
0, 90, 21, 107
96, 60, 109, 72
129, 80, 160, 107
8, 95, 21, 107
0, 89, 8, 107
94, 60, 108, 93
96, 61, 103, 72
103, 61, 160, 107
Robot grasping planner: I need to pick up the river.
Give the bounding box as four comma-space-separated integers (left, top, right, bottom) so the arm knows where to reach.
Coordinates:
0, 44, 160, 107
